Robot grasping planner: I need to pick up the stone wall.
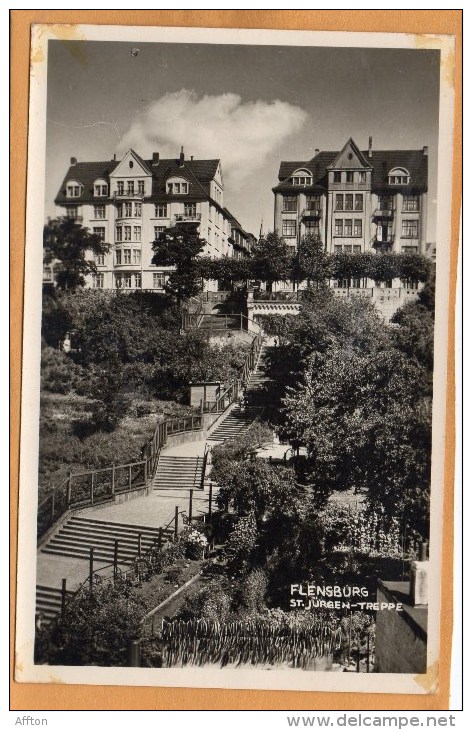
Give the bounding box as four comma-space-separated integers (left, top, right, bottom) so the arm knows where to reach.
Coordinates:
375, 581, 427, 673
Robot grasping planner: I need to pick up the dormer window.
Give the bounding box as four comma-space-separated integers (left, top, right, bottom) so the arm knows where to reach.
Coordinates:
66, 180, 82, 198
291, 169, 312, 186
94, 179, 108, 196
388, 167, 410, 185
167, 177, 189, 194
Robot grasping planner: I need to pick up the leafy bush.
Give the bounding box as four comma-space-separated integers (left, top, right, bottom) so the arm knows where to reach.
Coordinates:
176, 579, 233, 622
41, 346, 83, 394
36, 577, 146, 666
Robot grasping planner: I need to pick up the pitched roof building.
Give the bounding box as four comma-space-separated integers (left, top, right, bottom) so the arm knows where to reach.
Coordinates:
273, 137, 428, 257
49, 147, 253, 290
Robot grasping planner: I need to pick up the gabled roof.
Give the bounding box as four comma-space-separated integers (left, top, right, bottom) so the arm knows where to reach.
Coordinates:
273, 146, 428, 193
368, 150, 428, 190
55, 155, 222, 205
327, 137, 372, 170
56, 160, 119, 203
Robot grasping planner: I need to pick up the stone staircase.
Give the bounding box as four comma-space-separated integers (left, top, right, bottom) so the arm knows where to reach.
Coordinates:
207, 406, 260, 442
36, 584, 73, 622
40, 514, 171, 563
207, 344, 272, 443
153, 455, 204, 491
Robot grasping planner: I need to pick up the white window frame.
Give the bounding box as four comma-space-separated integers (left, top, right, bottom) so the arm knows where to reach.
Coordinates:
94, 180, 108, 197
93, 205, 106, 219
66, 181, 82, 198
155, 204, 167, 218
282, 219, 296, 238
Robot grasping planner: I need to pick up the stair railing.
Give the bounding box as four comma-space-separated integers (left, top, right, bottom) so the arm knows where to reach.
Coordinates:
200, 444, 210, 491
38, 332, 264, 540
41, 505, 188, 626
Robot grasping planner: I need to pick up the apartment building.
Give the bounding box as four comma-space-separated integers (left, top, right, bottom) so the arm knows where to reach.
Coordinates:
273, 137, 428, 258
50, 147, 253, 290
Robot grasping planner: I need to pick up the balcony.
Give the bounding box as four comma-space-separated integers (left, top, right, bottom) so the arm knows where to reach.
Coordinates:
114, 190, 144, 199
373, 208, 394, 219
301, 207, 321, 218
174, 213, 202, 224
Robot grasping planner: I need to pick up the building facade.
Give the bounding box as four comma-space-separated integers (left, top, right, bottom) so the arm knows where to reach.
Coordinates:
273, 137, 428, 259
49, 147, 253, 290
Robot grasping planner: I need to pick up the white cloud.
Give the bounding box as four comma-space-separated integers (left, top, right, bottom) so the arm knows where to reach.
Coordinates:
118, 90, 307, 184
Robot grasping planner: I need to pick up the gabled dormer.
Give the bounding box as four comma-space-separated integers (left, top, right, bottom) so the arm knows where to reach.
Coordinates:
327, 138, 372, 188
109, 149, 153, 198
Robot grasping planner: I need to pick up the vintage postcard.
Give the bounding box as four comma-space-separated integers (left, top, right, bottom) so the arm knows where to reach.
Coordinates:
14, 21, 458, 699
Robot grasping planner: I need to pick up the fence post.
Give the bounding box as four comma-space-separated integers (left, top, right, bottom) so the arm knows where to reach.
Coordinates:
129, 464, 132, 490
51, 490, 55, 521
208, 480, 213, 518
366, 633, 370, 673
189, 489, 193, 524
61, 578, 67, 619
114, 540, 119, 581
111, 463, 115, 497
66, 473, 72, 507
138, 533, 142, 559
90, 473, 94, 505
89, 547, 94, 594
174, 506, 179, 541
158, 527, 163, 551
128, 639, 141, 667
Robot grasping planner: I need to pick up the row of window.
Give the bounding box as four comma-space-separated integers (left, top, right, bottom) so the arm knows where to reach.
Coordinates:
334, 219, 363, 237
332, 171, 367, 184
334, 245, 362, 253
283, 195, 321, 212
92, 272, 167, 289
67, 178, 191, 200
115, 226, 142, 242
116, 180, 145, 196
333, 277, 419, 289
281, 193, 420, 213
66, 202, 201, 220
335, 193, 364, 212
116, 202, 142, 218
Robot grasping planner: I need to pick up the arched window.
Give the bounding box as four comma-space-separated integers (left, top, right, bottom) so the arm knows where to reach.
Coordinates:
94, 178, 108, 196
66, 179, 82, 198
166, 177, 189, 194
388, 167, 410, 185
291, 169, 313, 186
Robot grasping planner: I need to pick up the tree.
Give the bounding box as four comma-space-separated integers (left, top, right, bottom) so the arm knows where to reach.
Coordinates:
43, 217, 110, 290
283, 347, 432, 537
151, 223, 205, 308
251, 231, 292, 291
293, 234, 332, 286
196, 257, 251, 289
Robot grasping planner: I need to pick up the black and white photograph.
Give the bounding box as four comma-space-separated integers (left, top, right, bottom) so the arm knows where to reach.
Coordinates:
15, 23, 456, 694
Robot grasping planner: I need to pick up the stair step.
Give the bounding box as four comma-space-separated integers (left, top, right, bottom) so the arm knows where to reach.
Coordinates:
69, 516, 162, 535
46, 529, 171, 547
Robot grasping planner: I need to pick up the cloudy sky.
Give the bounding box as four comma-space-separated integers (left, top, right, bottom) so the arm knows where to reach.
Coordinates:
45, 40, 440, 239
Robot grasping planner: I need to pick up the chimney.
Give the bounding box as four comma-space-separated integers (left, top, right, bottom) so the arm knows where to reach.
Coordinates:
113, 153, 116, 161
423, 145, 429, 156
190, 155, 194, 161
179, 146, 185, 166
315, 148, 319, 154
152, 151, 159, 164
368, 136, 373, 158
70, 156, 77, 166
